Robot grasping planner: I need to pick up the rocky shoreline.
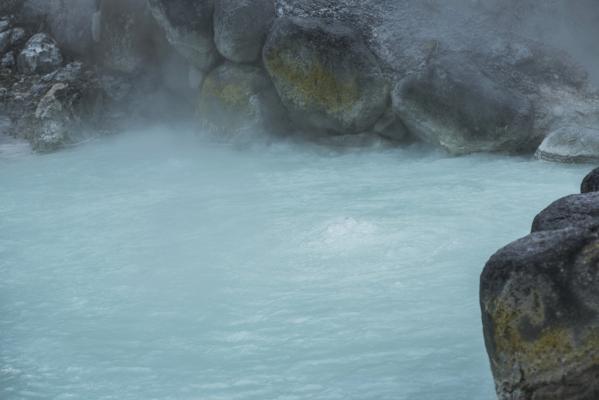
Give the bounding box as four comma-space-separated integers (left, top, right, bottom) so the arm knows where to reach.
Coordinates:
0, 0, 598, 160
481, 167, 599, 399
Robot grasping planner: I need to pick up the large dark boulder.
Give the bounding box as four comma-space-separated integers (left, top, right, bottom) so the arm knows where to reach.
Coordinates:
98, 0, 160, 73
532, 192, 599, 232
198, 62, 287, 135
18, 0, 97, 59
582, 168, 599, 194
393, 52, 536, 154
213, 0, 275, 63
263, 16, 389, 135
147, 0, 218, 71
481, 226, 599, 400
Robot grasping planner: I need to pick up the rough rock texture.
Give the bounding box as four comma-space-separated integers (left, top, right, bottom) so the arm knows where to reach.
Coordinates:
214, 0, 275, 63
263, 16, 389, 135
393, 53, 536, 154
44, 0, 97, 59
536, 126, 599, 164
198, 62, 287, 135
147, 0, 218, 71
481, 226, 599, 400
277, 1, 598, 153
581, 168, 599, 194
17, 33, 63, 75
532, 192, 599, 232
0, 0, 23, 16
2, 62, 105, 152
98, 0, 160, 73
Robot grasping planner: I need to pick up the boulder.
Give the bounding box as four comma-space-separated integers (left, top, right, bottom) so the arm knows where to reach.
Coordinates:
392, 52, 536, 154
44, 0, 98, 59
198, 62, 287, 135
262, 16, 389, 135
2, 62, 105, 152
535, 126, 599, 164
531, 192, 599, 232
0, 29, 10, 54
1, 51, 15, 69
147, 0, 218, 71
0, 0, 22, 16
213, 0, 275, 63
581, 168, 599, 193
481, 226, 599, 400
17, 33, 63, 75
98, 0, 160, 73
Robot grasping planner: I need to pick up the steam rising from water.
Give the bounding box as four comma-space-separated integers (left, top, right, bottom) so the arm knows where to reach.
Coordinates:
0, 129, 590, 399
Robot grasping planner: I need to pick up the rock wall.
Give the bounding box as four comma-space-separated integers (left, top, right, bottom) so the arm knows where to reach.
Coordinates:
1, 0, 599, 158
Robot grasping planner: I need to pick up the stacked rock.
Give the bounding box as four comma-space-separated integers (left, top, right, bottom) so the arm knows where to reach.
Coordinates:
481, 167, 599, 399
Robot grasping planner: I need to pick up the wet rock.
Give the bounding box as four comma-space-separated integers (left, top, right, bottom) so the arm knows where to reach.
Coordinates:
531, 192, 599, 232
371, 107, 410, 142
98, 0, 160, 73
581, 168, 599, 194
263, 16, 389, 135
17, 33, 63, 75
9, 28, 26, 47
46, 0, 97, 59
198, 62, 287, 134
214, 0, 275, 63
0, 0, 22, 16
147, 0, 218, 71
481, 226, 599, 400
1, 51, 15, 69
393, 52, 536, 154
0, 18, 11, 34
0, 30, 10, 54
2, 62, 105, 152
535, 126, 599, 164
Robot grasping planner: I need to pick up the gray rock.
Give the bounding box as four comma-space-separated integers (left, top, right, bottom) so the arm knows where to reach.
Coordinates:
147, 0, 218, 71
1, 51, 15, 69
0, 0, 22, 16
32, 83, 72, 152
581, 168, 599, 194
536, 126, 599, 164
531, 192, 599, 232
0, 30, 10, 54
98, 0, 159, 73
263, 16, 389, 135
214, 0, 275, 63
0, 19, 11, 34
480, 226, 599, 400
47, 0, 97, 58
393, 52, 536, 155
17, 33, 63, 75
198, 62, 288, 135
9, 28, 26, 47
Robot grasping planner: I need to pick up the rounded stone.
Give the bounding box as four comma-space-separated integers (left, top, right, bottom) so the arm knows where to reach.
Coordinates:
582, 167, 599, 193
262, 16, 389, 135
213, 0, 275, 63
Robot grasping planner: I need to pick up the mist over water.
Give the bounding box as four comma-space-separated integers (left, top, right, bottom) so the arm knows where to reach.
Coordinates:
0, 129, 590, 399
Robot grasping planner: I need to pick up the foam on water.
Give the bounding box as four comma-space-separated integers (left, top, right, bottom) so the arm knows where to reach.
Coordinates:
0, 128, 590, 399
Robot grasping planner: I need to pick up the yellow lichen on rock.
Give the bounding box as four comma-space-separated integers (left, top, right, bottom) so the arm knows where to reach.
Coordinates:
265, 49, 359, 114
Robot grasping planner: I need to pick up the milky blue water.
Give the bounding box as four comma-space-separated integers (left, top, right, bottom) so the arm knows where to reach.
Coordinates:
0, 129, 590, 400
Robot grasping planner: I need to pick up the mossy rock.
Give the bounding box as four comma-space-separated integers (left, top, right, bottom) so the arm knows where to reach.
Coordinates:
263, 16, 389, 135
198, 62, 287, 134
481, 227, 599, 399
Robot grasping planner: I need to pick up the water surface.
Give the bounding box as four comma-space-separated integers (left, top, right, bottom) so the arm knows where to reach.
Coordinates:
0, 129, 590, 399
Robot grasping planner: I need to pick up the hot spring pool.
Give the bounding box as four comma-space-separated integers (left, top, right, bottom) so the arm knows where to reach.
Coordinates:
0, 129, 590, 399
